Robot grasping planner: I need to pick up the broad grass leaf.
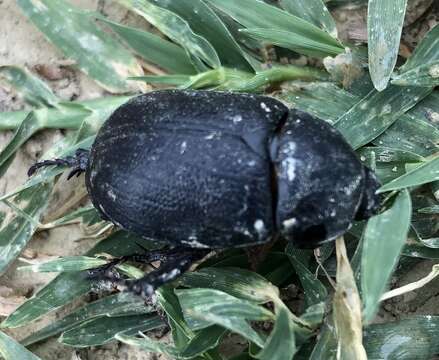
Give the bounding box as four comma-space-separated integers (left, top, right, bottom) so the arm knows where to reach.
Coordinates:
255, 305, 296, 360
334, 85, 432, 149
241, 28, 343, 57
17, 0, 143, 93
206, 0, 343, 57
118, 0, 220, 69
364, 316, 439, 359
99, 18, 196, 75
0, 183, 52, 275
116, 333, 180, 359
285, 244, 327, 307
178, 288, 272, 347
0, 66, 58, 107
279, 0, 337, 37
19, 256, 108, 273
361, 190, 412, 322
393, 24, 439, 87
179, 267, 278, 303
150, 0, 253, 72
59, 314, 163, 347
0, 110, 29, 131
21, 292, 150, 346
0, 111, 46, 173
378, 154, 439, 192
180, 325, 226, 358
368, 0, 408, 90
0, 331, 41, 360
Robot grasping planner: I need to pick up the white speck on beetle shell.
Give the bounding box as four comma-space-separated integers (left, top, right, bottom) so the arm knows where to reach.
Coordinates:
248, 160, 256, 167
282, 218, 297, 229
260, 102, 271, 112
180, 141, 187, 154
232, 115, 242, 123
254, 219, 265, 235
282, 157, 297, 182
181, 239, 210, 248
107, 188, 116, 201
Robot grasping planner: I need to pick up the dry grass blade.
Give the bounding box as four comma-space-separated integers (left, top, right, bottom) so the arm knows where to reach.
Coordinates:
333, 237, 367, 360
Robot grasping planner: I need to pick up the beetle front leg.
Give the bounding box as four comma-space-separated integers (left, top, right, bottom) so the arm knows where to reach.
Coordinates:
94, 249, 210, 298
28, 148, 89, 179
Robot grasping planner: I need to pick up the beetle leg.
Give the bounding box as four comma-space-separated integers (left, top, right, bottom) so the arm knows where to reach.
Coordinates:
92, 249, 209, 298
124, 249, 209, 297
28, 148, 89, 178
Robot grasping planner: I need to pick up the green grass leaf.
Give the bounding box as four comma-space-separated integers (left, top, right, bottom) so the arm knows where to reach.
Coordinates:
60, 314, 163, 347
367, 0, 408, 90
0, 331, 41, 360
180, 325, 226, 358
150, 0, 253, 72
378, 154, 439, 192
279, 0, 337, 37
178, 288, 272, 347
118, 0, 220, 70
364, 316, 439, 359
180, 267, 279, 303
19, 256, 108, 273
255, 305, 296, 360
206, 0, 344, 57
334, 85, 432, 149
116, 333, 179, 358
0, 66, 58, 107
99, 18, 196, 74
392, 24, 439, 86
361, 190, 412, 322
0, 183, 52, 275
17, 0, 143, 93
242, 27, 343, 57
21, 292, 150, 346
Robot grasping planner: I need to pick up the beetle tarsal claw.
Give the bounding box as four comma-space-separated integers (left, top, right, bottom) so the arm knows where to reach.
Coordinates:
28, 148, 90, 178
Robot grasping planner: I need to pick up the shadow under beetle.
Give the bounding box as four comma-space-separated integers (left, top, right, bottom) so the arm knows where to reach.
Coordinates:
29, 90, 380, 297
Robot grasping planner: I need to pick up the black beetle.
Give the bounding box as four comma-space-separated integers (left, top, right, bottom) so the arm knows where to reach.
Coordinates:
29, 90, 380, 296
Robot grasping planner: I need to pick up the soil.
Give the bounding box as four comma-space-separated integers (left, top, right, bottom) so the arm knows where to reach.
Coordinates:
0, 0, 438, 359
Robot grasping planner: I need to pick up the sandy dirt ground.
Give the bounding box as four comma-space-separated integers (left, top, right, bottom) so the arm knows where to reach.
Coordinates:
0, 0, 438, 359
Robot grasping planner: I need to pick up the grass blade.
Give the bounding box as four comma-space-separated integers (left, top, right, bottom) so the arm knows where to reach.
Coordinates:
180, 326, 226, 358
255, 305, 296, 360
180, 267, 278, 303
334, 85, 431, 149
60, 314, 163, 347
0, 66, 58, 107
279, 0, 337, 37
118, 0, 220, 69
151, 0, 253, 72
368, 0, 408, 90
206, 0, 343, 57
378, 154, 439, 192
361, 190, 412, 322
17, 0, 143, 93
178, 288, 271, 347
0, 331, 41, 360
333, 237, 366, 360
99, 18, 196, 74
364, 316, 439, 359
19, 256, 108, 273
0, 183, 52, 275
21, 292, 150, 346
392, 24, 439, 86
